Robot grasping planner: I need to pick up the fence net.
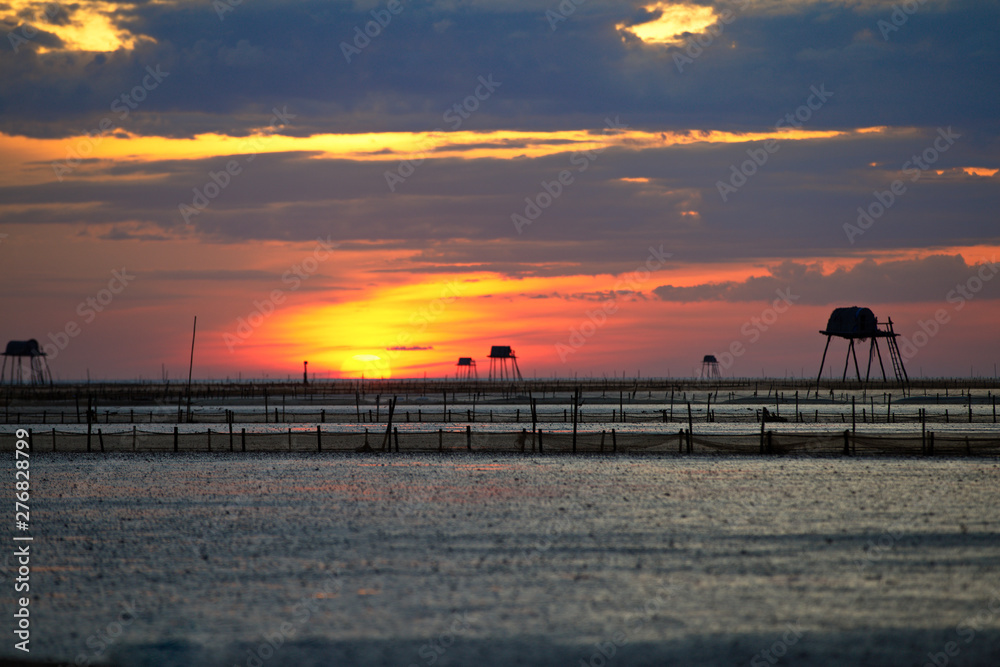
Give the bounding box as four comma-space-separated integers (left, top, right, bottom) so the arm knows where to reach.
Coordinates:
10, 428, 1000, 456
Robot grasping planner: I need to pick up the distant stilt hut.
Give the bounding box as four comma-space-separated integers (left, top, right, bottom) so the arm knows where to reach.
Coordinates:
700, 355, 721, 380
488, 346, 522, 381
816, 307, 908, 383
2, 339, 52, 385
456, 357, 478, 380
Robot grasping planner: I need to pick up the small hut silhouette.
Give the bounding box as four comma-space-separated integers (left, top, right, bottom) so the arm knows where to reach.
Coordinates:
456, 357, 477, 380
816, 307, 908, 383
700, 355, 721, 379
2, 339, 52, 385
488, 346, 522, 381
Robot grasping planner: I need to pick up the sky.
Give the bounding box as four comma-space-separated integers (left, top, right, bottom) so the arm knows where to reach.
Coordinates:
0, 0, 998, 381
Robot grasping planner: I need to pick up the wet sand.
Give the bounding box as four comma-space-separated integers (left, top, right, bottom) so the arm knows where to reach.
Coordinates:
10, 453, 1000, 666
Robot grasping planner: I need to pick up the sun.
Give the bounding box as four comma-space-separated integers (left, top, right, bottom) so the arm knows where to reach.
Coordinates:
617, 3, 719, 46
339, 353, 392, 379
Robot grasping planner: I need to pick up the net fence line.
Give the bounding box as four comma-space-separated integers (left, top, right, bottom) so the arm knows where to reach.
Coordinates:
4, 404, 998, 426
9, 428, 1000, 456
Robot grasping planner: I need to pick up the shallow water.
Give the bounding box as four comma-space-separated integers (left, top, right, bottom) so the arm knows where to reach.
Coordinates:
8, 454, 1000, 666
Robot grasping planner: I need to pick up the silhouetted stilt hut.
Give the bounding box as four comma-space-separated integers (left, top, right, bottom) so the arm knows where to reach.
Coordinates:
456, 357, 477, 380
816, 307, 908, 383
700, 355, 721, 379
2, 339, 52, 385
488, 346, 522, 381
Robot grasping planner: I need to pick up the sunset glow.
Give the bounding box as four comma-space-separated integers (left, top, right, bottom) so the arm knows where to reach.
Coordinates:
6, 0, 151, 53
1, 0, 997, 381
618, 3, 719, 45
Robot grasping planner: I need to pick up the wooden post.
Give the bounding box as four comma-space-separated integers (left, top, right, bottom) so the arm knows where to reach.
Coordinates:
687, 403, 693, 452
185, 316, 196, 422
968, 392, 973, 423
760, 419, 765, 454
317, 425, 322, 452
173, 426, 179, 452
572, 388, 579, 453
706, 393, 711, 423
795, 391, 799, 423
599, 430, 605, 453
207, 428, 211, 452
241, 427, 246, 452
466, 425, 471, 451
530, 398, 538, 451
766, 430, 772, 455
921, 409, 926, 454
611, 428, 616, 453
355, 392, 361, 422
538, 429, 544, 453
380, 396, 397, 451
852, 397, 856, 433
928, 431, 934, 456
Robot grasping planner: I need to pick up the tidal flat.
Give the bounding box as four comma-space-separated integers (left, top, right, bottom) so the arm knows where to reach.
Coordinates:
11, 453, 1000, 666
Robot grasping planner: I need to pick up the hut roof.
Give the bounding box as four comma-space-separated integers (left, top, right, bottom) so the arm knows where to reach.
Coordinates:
3, 339, 45, 357
821, 307, 878, 337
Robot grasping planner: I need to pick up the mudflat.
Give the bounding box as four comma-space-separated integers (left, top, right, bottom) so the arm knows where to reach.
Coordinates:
15, 453, 1000, 666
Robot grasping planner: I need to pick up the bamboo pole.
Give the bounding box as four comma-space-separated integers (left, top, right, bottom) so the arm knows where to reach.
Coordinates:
185, 316, 197, 423
687, 403, 693, 452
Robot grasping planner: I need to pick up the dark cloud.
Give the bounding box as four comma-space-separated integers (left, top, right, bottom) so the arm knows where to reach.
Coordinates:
0, 1, 997, 138
1, 1, 997, 284
654, 255, 1000, 304
3, 124, 997, 277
